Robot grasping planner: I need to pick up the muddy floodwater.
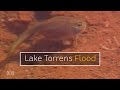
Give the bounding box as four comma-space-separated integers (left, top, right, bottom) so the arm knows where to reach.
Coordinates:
0, 11, 120, 79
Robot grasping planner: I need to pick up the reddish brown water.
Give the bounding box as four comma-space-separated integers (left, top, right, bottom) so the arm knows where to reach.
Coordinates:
0, 11, 120, 79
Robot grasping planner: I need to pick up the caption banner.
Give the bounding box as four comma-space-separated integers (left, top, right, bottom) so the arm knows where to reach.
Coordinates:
20, 52, 100, 66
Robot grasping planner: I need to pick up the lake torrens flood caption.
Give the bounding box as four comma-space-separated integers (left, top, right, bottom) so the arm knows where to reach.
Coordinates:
24, 54, 97, 62
20, 52, 100, 65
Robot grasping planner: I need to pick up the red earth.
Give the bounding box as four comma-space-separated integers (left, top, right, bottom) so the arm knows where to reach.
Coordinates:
0, 11, 120, 79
